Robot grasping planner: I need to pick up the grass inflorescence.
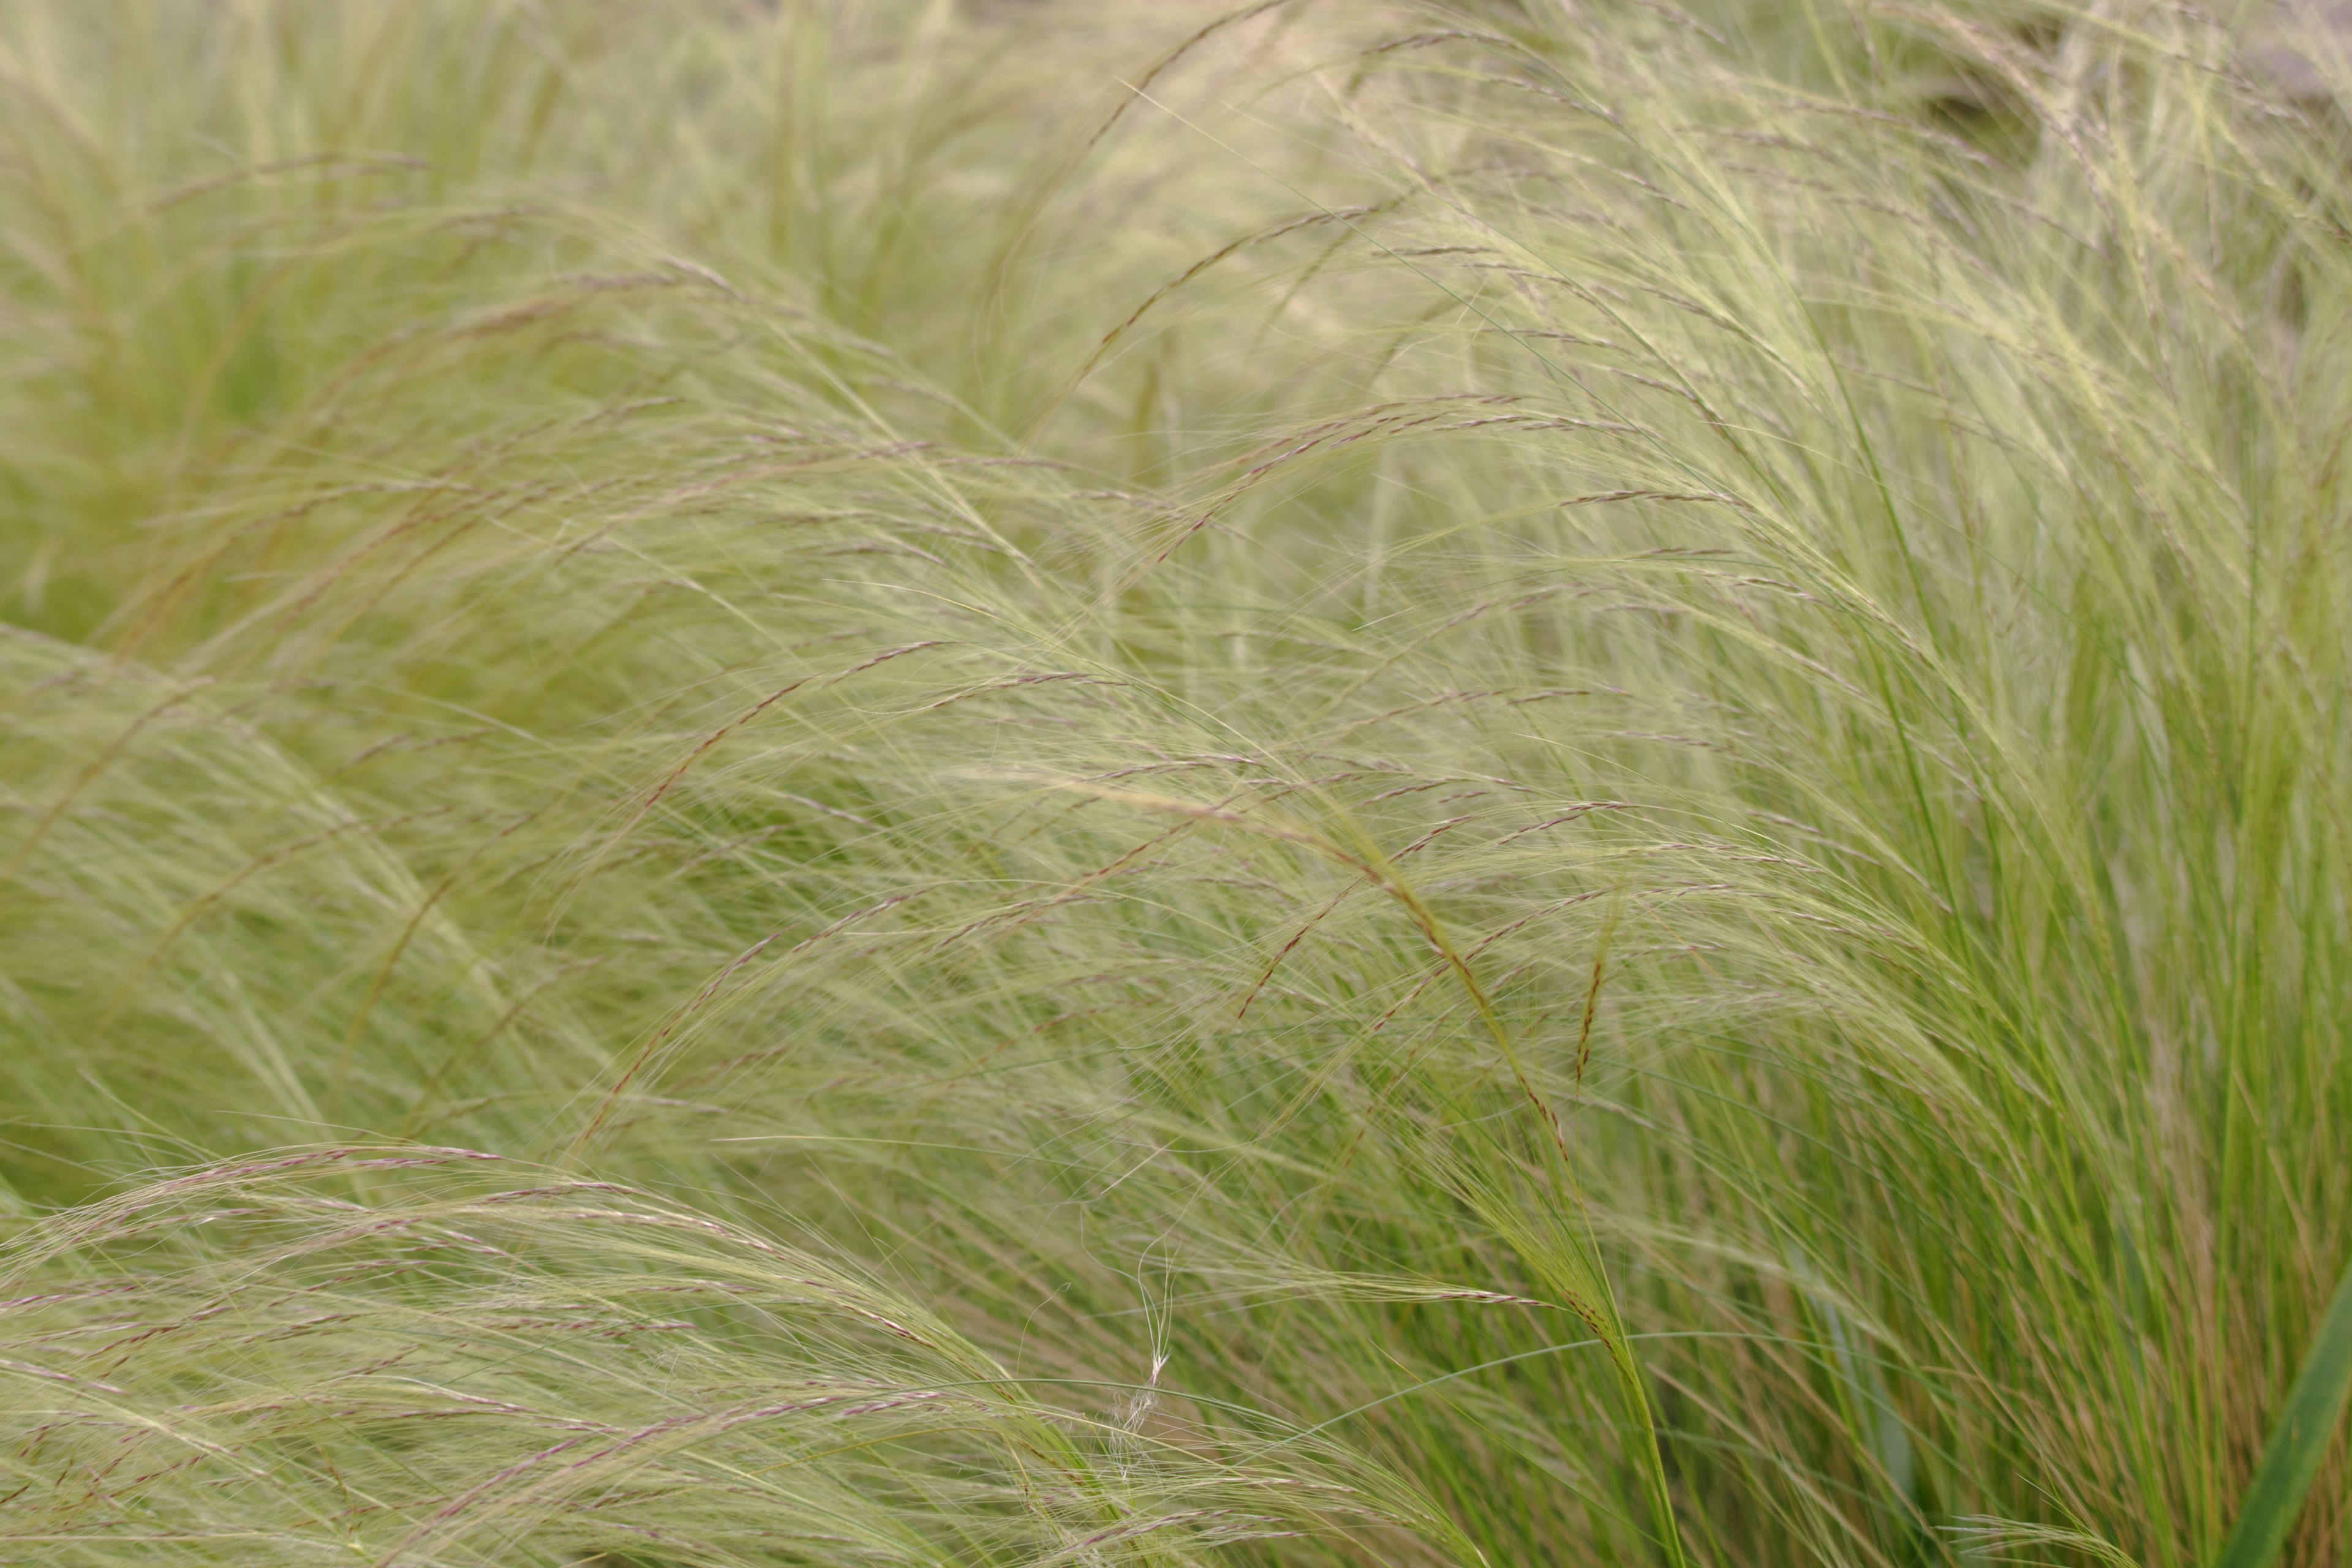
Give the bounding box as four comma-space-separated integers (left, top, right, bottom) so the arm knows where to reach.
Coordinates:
2, 2, 2349, 1566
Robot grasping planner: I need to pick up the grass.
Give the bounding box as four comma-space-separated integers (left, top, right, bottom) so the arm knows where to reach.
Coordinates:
1, 1, 2348, 1565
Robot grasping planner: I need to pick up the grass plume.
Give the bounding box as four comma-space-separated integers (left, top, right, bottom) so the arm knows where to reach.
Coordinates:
2, 2, 2349, 1565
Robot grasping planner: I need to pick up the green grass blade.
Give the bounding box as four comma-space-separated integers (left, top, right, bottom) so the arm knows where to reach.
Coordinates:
2212, 1259, 2352, 1568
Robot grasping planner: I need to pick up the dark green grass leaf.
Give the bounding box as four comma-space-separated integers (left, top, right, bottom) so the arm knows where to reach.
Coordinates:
2213, 1259, 2352, 1568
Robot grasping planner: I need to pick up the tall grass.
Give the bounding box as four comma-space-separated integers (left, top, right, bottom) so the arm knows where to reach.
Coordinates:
3, 2, 2349, 1564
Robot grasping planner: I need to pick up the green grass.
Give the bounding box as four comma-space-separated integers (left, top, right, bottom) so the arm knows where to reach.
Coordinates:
2, 2, 2349, 1565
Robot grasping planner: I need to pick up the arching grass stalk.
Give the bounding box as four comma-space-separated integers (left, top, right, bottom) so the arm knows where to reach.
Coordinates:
1033, 774, 1687, 1567
4, 2, 2351, 1565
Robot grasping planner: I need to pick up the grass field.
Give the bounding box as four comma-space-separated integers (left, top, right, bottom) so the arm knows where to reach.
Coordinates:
3, 2, 2350, 1565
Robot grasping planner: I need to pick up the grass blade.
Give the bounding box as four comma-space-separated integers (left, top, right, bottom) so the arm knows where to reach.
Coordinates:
2212, 1259, 2352, 1568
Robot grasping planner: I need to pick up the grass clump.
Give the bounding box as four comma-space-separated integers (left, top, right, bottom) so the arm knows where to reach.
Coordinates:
2, 2, 2350, 1566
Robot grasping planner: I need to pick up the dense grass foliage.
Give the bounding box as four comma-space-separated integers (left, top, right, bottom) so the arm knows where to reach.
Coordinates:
4, 2, 2350, 1564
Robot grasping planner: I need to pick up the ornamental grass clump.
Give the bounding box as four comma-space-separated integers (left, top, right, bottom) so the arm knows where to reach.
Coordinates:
2, 3, 2349, 1566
